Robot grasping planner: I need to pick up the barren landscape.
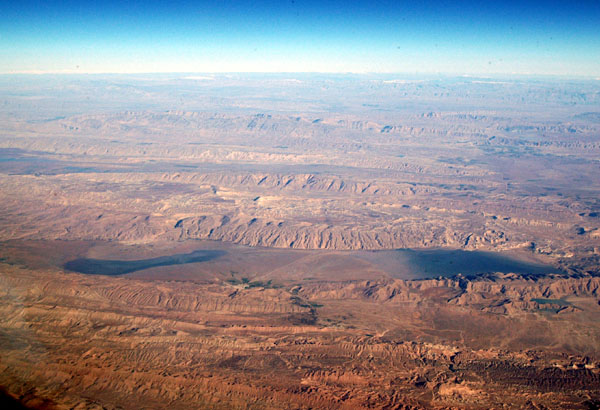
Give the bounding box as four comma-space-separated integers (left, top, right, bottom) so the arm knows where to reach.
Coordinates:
1, 74, 600, 409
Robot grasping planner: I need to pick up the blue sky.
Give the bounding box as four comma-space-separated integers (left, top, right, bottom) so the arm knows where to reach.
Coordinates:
1, 0, 599, 76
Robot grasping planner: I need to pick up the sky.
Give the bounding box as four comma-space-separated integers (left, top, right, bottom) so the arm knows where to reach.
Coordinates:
1, 0, 599, 76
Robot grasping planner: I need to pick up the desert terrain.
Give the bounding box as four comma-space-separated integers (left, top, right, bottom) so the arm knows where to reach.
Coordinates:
0, 74, 599, 409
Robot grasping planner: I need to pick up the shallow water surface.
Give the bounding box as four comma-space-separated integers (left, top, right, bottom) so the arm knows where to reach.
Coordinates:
61, 242, 561, 279
392, 248, 561, 278
64, 249, 226, 275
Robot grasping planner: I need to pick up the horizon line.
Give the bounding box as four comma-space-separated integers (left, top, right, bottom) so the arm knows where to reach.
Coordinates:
1, 70, 599, 80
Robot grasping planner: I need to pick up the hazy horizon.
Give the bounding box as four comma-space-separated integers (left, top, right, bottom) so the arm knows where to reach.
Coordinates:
1, 72, 599, 82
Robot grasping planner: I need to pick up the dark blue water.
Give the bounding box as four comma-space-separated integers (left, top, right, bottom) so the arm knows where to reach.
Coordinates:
64, 249, 225, 276
62, 245, 561, 279
395, 248, 561, 278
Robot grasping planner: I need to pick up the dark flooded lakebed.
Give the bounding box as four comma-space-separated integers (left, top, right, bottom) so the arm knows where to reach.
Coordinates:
391, 248, 561, 278
64, 250, 226, 275
60, 242, 563, 280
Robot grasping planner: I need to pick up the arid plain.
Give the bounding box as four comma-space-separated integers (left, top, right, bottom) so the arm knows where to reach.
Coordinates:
1, 74, 600, 409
